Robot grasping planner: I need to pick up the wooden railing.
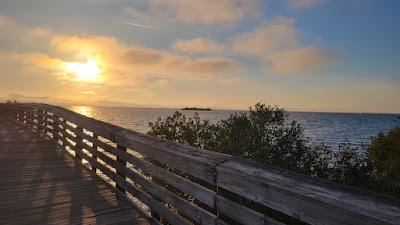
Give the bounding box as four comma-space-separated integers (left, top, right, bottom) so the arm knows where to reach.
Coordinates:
1, 103, 399, 225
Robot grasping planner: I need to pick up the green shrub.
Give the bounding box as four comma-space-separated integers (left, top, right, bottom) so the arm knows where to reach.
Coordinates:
368, 127, 400, 195
148, 111, 218, 149
149, 103, 310, 171
148, 103, 400, 198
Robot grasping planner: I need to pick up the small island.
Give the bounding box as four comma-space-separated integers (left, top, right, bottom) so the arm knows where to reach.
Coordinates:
181, 107, 212, 111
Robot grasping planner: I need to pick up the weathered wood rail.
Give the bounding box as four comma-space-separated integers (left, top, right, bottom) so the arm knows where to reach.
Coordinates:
1, 103, 399, 225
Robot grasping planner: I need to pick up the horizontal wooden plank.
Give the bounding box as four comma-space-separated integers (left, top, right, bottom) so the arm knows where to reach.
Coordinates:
216, 159, 400, 225
215, 195, 285, 225
116, 132, 230, 185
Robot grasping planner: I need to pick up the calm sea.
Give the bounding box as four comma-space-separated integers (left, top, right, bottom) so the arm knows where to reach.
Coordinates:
67, 106, 400, 148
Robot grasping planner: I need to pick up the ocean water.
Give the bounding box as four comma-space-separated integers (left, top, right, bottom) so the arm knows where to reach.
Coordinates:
67, 106, 400, 148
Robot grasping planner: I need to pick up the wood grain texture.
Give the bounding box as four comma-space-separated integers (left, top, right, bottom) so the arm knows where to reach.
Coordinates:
216, 158, 400, 225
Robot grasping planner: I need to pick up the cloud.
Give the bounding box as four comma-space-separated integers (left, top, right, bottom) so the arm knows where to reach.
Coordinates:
0, 51, 64, 72
166, 17, 335, 75
123, 6, 154, 22
0, 13, 336, 109
265, 46, 335, 74
121, 5, 334, 75
0, 15, 238, 87
229, 17, 335, 74
50, 35, 238, 81
231, 17, 299, 56
0, 51, 100, 84
287, 0, 327, 9
146, 0, 260, 25
0, 14, 14, 27
7, 93, 50, 102
0, 26, 238, 89
172, 37, 225, 54
0, 15, 53, 52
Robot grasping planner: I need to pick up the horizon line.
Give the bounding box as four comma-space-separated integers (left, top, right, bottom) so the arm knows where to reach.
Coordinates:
63, 103, 400, 115
2, 99, 399, 115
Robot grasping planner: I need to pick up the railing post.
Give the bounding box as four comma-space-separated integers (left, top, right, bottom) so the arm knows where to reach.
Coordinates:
38, 109, 46, 135
58, 118, 68, 148
22, 109, 27, 124
28, 107, 33, 128
36, 109, 43, 133
31, 109, 37, 131
42, 111, 48, 136
75, 126, 83, 162
52, 115, 61, 144
36, 109, 42, 132
35, 109, 43, 134
116, 144, 127, 194
92, 134, 98, 173
23, 107, 28, 126
16, 104, 19, 122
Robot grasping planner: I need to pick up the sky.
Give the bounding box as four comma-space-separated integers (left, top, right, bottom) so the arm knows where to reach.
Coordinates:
0, 0, 399, 113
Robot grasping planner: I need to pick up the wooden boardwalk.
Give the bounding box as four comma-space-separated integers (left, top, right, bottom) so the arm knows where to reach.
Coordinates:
0, 116, 149, 225
1, 103, 399, 225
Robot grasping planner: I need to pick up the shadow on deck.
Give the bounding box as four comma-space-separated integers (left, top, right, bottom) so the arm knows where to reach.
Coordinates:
0, 116, 149, 225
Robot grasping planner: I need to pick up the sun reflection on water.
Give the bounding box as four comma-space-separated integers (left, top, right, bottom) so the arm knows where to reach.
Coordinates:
70, 106, 95, 118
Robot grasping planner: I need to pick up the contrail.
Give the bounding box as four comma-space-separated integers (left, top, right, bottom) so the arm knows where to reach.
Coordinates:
124, 22, 156, 29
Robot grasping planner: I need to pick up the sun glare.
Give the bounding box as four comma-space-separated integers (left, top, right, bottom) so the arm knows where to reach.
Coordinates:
69, 106, 94, 117
66, 59, 100, 82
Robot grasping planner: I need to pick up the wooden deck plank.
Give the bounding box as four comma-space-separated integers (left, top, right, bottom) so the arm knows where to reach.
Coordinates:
0, 116, 149, 225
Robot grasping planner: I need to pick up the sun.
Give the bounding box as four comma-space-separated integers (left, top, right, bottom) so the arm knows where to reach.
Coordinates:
65, 59, 100, 82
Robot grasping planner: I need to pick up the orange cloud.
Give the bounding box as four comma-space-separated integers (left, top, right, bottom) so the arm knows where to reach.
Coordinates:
288, 0, 327, 9
1, 14, 239, 87
0, 15, 53, 53
229, 17, 335, 74
0, 51, 104, 83
150, 0, 260, 25
2, 14, 333, 78
172, 37, 225, 54
0, 51, 64, 72
231, 17, 299, 56
266, 47, 335, 74
168, 17, 335, 75
51, 35, 238, 80
0, 21, 239, 88
0, 14, 14, 27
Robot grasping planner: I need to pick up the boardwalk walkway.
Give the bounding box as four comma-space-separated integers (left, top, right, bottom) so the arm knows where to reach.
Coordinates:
1, 103, 399, 225
0, 116, 149, 225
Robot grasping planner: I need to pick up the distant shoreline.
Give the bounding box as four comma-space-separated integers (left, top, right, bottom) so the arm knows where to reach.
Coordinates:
181, 107, 212, 111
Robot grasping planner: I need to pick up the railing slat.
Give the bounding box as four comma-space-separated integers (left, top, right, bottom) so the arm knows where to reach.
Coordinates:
116, 144, 127, 194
